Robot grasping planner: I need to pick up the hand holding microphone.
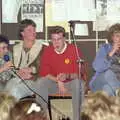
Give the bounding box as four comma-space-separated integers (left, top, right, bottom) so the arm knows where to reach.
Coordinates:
3, 61, 13, 71
4, 54, 33, 80
3, 54, 14, 71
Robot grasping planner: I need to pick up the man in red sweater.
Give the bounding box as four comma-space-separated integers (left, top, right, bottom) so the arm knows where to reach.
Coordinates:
37, 26, 84, 120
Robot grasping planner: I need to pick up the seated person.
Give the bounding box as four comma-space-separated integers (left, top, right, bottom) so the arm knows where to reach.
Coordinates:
4, 19, 43, 100
81, 91, 120, 120
35, 26, 84, 120
0, 34, 13, 90
89, 23, 120, 96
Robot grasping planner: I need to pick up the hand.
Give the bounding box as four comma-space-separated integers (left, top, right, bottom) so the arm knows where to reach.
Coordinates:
19, 67, 33, 73
17, 67, 33, 80
109, 42, 120, 56
3, 61, 13, 71
57, 73, 67, 82
57, 81, 67, 94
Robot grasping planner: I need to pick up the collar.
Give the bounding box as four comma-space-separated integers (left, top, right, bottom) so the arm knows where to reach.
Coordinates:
13, 40, 43, 67
55, 43, 67, 54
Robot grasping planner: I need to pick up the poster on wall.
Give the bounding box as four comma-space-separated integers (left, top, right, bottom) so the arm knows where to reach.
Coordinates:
107, 0, 120, 20
94, 0, 120, 31
66, 0, 96, 21
2, 0, 22, 23
52, 0, 67, 21
21, 0, 44, 32
2, 0, 44, 32
51, 0, 96, 22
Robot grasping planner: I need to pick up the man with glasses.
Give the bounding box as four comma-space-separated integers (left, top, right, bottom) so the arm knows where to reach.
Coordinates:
36, 26, 84, 120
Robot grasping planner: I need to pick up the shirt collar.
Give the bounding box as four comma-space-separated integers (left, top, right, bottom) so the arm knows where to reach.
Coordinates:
54, 43, 67, 54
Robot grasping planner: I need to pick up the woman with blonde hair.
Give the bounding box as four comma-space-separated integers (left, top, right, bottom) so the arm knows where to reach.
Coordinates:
0, 92, 16, 120
81, 91, 120, 120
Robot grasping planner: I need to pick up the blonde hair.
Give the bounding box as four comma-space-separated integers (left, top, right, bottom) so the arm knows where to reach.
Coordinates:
81, 91, 120, 120
0, 92, 16, 120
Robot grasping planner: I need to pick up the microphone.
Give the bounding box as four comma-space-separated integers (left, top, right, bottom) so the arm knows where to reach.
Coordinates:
3, 54, 20, 79
3, 54, 19, 70
68, 21, 74, 27
4, 54, 10, 62
68, 21, 74, 32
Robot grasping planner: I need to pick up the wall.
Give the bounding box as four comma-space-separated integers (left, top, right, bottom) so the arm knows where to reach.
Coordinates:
0, 0, 114, 80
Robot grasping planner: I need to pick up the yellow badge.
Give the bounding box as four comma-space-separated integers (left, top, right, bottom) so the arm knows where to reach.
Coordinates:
65, 58, 70, 64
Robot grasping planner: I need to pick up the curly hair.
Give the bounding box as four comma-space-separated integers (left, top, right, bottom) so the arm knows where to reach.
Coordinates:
0, 92, 16, 120
81, 91, 120, 120
107, 23, 120, 43
0, 34, 9, 45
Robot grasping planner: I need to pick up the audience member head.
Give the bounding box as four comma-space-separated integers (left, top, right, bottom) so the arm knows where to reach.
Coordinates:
81, 91, 120, 120
0, 35, 9, 57
22, 111, 47, 120
19, 19, 36, 41
50, 26, 66, 37
50, 26, 66, 52
107, 23, 120, 44
0, 91, 16, 120
11, 98, 47, 120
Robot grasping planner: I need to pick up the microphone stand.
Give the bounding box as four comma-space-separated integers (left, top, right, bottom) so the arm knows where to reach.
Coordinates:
69, 21, 83, 79
69, 21, 85, 120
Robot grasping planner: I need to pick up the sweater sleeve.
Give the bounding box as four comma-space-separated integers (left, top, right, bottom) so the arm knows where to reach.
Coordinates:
92, 44, 113, 72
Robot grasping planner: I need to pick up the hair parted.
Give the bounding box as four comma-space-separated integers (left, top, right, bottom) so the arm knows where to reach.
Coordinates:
0, 34, 9, 45
50, 26, 66, 37
19, 19, 36, 39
